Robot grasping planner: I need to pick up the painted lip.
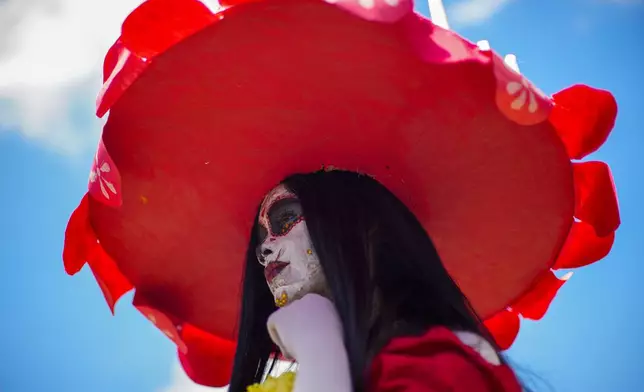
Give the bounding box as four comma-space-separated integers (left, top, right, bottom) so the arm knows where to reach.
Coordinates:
264, 261, 290, 283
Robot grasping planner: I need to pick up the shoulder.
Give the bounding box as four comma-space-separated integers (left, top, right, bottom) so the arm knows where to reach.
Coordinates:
368, 327, 522, 392
451, 330, 502, 366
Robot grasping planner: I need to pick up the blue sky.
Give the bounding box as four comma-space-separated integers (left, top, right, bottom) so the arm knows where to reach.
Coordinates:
1, 1, 642, 391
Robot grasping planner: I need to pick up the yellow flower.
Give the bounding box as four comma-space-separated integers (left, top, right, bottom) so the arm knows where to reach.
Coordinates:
246, 371, 296, 392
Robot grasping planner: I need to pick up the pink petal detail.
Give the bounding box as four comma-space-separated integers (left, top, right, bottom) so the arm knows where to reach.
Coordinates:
493, 55, 551, 125
88, 138, 122, 207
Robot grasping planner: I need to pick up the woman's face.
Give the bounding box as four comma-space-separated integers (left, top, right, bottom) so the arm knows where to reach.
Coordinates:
257, 184, 327, 306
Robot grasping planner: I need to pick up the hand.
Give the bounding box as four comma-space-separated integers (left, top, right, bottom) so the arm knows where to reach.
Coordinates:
266, 294, 352, 392
267, 293, 343, 361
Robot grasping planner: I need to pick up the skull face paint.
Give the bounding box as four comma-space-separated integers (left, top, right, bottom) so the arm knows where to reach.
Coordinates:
257, 184, 327, 306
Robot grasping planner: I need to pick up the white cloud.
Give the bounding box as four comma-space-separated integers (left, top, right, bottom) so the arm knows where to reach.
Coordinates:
0, 0, 136, 154
0, 0, 220, 155
448, 0, 514, 26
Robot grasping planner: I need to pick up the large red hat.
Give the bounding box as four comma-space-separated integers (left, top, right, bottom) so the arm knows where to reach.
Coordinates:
63, 0, 620, 387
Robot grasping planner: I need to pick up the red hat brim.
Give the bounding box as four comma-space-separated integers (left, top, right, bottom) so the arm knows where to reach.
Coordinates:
63, 0, 620, 386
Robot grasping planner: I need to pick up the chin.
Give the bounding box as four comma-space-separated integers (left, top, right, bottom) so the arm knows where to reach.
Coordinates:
273, 283, 307, 302
275, 284, 331, 305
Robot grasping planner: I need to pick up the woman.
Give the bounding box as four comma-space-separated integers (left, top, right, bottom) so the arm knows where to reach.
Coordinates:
62, 0, 620, 390
232, 171, 522, 391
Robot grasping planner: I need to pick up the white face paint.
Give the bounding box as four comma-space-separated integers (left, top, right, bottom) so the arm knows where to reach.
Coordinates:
257, 184, 327, 307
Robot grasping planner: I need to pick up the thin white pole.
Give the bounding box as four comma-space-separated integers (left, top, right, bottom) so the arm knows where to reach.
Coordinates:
477, 39, 521, 74
476, 40, 491, 51
427, 0, 450, 30
427, 1, 521, 74
503, 53, 521, 74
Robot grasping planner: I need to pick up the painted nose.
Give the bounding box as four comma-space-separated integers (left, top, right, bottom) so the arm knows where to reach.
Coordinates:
257, 242, 276, 265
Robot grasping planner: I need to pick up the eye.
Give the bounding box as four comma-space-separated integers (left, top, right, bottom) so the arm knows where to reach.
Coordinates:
268, 198, 303, 236
277, 210, 300, 234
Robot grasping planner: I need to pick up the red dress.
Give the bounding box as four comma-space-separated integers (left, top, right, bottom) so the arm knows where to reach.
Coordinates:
369, 327, 522, 391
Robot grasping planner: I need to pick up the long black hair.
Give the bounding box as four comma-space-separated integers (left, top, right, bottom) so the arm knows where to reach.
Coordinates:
229, 170, 499, 392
